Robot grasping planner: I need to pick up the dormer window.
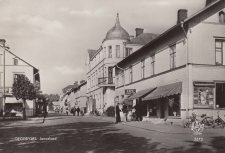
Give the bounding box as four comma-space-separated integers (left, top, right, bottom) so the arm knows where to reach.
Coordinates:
14, 58, 18, 65
219, 11, 225, 23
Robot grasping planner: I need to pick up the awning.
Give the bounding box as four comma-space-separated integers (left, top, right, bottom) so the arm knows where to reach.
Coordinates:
126, 88, 156, 101
142, 82, 182, 101
5, 97, 23, 104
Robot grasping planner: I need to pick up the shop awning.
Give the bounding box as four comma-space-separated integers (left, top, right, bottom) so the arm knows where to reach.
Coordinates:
126, 88, 156, 101
142, 82, 182, 101
5, 97, 23, 103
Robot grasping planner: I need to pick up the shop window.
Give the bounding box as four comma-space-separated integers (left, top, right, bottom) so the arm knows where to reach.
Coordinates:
193, 84, 214, 108
125, 48, 133, 57
215, 39, 225, 65
170, 44, 176, 69
129, 66, 133, 83
108, 46, 112, 58
141, 59, 145, 79
116, 45, 120, 58
168, 95, 181, 117
150, 55, 155, 76
216, 83, 225, 108
148, 101, 157, 117
219, 11, 225, 23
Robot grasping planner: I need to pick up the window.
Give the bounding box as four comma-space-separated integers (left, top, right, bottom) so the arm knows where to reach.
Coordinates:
108, 46, 112, 58
121, 73, 124, 85
170, 44, 176, 69
14, 59, 18, 65
125, 48, 133, 57
219, 11, 225, 23
150, 55, 155, 75
104, 47, 106, 58
141, 59, 145, 79
129, 66, 133, 83
216, 83, 225, 108
13, 73, 25, 82
117, 77, 119, 87
215, 39, 225, 65
116, 45, 120, 58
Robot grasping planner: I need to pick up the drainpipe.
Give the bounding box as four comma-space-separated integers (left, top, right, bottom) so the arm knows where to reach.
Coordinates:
181, 21, 189, 119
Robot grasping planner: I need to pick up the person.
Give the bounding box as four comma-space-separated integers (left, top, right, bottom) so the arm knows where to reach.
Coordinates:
116, 103, 121, 123
72, 107, 76, 116
66, 107, 68, 116
77, 107, 80, 116
122, 103, 128, 122
135, 104, 141, 121
42, 110, 47, 123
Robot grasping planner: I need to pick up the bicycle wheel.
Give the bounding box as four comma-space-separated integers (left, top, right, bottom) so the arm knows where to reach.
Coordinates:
214, 119, 225, 129
202, 118, 214, 129
184, 121, 191, 128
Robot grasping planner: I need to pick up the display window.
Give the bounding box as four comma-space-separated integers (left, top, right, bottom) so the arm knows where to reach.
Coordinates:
193, 84, 214, 108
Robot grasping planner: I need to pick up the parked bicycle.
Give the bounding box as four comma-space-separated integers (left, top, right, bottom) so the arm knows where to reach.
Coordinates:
184, 112, 214, 129
213, 111, 225, 129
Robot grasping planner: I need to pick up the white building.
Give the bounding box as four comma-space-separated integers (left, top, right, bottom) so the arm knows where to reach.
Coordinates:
0, 40, 40, 117
115, 0, 225, 123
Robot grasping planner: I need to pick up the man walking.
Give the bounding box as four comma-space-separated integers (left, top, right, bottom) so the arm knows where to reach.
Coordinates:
77, 106, 80, 116
122, 102, 128, 122
116, 103, 121, 123
42, 110, 47, 123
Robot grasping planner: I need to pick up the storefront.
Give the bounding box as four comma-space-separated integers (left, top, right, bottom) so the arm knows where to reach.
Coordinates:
142, 82, 182, 119
5, 97, 23, 117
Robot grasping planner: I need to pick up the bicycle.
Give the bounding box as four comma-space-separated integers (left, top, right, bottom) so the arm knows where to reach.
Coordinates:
184, 112, 196, 128
213, 111, 225, 129
200, 114, 214, 129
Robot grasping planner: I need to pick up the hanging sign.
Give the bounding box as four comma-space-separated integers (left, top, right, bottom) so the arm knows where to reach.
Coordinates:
125, 89, 136, 95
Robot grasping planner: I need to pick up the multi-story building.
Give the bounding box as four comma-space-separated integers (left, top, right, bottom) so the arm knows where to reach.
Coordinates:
0, 39, 40, 117
115, 0, 225, 123
60, 80, 87, 113
86, 14, 131, 112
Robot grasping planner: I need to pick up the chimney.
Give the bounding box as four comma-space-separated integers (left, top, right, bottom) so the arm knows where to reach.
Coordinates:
80, 80, 85, 84
206, 0, 217, 6
130, 35, 134, 40
177, 9, 188, 24
135, 28, 144, 37
0, 39, 6, 47
74, 81, 78, 86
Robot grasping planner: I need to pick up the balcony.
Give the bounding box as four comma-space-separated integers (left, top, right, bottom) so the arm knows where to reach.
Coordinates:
98, 77, 115, 87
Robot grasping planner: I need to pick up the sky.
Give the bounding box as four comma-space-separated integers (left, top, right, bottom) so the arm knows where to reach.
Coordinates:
0, 0, 207, 94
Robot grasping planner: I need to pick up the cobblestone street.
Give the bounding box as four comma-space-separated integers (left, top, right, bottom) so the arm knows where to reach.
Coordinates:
0, 113, 225, 153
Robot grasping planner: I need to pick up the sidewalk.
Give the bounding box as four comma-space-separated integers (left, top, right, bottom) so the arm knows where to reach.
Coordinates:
85, 115, 225, 135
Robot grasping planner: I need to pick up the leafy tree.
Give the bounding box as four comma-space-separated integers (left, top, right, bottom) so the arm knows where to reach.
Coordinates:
12, 75, 36, 119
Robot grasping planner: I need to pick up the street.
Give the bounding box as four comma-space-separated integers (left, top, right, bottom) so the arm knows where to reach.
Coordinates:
0, 113, 225, 153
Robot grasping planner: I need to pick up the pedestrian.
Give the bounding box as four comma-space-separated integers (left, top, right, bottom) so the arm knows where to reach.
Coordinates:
72, 107, 76, 116
42, 110, 47, 123
136, 104, 141, 121
77, 106, 80, 116
116, 103, 121, 123
122, 102, 128, 122
66, 107, 68, 116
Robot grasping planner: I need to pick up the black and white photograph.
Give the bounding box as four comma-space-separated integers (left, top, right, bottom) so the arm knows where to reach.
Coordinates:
0, 0, 225, 152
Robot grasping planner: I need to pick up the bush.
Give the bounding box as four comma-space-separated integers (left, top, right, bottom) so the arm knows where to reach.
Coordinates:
106, 106, 115, 117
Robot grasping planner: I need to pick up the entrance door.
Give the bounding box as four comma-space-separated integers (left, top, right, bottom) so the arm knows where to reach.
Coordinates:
160, 101, 165, 118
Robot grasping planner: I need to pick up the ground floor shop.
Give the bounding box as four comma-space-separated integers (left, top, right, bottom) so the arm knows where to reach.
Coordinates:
115, 65, 225, 124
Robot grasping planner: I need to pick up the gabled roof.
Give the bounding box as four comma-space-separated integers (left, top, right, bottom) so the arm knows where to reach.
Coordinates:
117, 0, 222, 68
127, 33, 159, 45
62, 85, 78, 93
88, 49, 98, 59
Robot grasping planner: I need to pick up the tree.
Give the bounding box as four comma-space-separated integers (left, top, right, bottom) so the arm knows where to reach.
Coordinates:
12, 74, 36, 119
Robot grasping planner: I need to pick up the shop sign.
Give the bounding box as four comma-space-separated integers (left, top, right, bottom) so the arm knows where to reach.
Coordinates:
125, 89, 136, 95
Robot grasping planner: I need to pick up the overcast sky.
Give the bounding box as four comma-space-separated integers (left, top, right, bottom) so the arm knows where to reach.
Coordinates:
0, 0, 207, 94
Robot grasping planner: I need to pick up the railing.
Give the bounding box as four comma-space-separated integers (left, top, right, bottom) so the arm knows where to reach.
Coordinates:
98, 77, 115, 86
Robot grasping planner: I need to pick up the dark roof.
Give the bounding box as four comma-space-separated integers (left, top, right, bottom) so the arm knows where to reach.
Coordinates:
62, 85, 78, 93
88, 49, 98, 59
127, 33, 159, 45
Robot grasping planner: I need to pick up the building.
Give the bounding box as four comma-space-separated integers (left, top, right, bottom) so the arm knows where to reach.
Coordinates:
0, 40, 40, 117
115, 0, 225, 123
86, 14, 133, 113
60, 80, 87, 113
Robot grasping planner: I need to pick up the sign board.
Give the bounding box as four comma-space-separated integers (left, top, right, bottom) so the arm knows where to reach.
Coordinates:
125, 89, 136, 95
